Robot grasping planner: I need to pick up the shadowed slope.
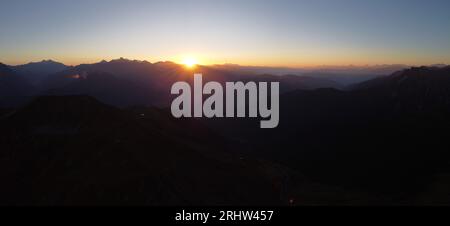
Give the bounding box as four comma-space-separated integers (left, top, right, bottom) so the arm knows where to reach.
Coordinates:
0, 95, 279, 205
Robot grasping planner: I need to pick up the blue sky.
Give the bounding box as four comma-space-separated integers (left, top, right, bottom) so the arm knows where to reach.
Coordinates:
1, 0, 449, 66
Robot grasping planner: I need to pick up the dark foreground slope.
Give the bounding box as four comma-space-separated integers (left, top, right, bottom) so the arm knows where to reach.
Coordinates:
0, 96, 281, 205
0, 96, 382, 205
255, 66, 450, 204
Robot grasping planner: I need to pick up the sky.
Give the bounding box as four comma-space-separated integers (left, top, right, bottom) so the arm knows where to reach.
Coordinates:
1, 0, 450, 66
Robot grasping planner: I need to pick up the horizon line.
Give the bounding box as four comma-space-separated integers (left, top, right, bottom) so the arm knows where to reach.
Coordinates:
2, 57, 449, 69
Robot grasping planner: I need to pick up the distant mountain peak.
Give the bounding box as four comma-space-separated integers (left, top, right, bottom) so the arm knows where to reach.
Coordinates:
0, 63, 14, 74
402, 65, 449, 74
107, 58, 152, 65
110, 57, 131, 63
9, 60, 69, 86
351, 66, 450, 91
13, 59, 67, 68
154, 61, 177, 66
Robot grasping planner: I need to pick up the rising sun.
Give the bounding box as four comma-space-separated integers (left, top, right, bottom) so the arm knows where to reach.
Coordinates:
182, 58, 198, 68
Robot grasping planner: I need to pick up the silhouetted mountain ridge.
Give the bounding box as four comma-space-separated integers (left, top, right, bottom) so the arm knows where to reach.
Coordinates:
200, 66, 450, 203
0, 63, 35, 98
33, 58, 345, 107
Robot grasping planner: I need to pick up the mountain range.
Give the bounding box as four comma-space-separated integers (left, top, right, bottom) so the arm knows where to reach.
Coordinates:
1, 60, 450, 205
1, 58, 404, 108
0, 58, 350, 107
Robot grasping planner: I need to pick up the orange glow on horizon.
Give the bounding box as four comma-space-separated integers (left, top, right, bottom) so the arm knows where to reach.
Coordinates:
2, 54, 447, 68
